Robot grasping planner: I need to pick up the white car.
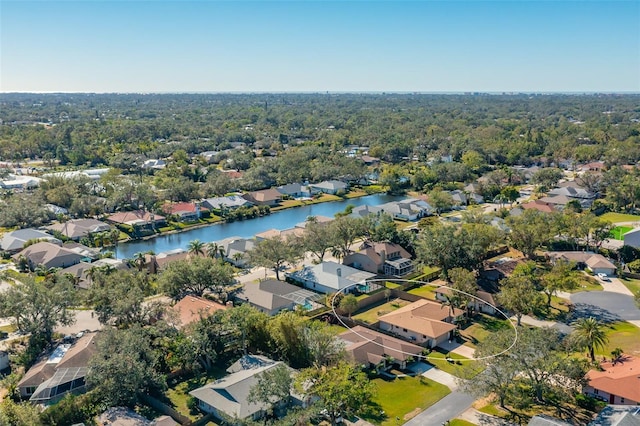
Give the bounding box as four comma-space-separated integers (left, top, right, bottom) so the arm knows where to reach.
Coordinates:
597, 273, 610, 281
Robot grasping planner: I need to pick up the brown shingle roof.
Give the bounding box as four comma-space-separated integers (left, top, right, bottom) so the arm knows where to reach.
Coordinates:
107, 210, 166, 225
339, 326, 423, 364
378, 299, 459, 340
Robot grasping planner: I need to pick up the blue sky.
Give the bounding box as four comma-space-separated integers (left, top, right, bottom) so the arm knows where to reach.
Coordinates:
1, 1, 638, 92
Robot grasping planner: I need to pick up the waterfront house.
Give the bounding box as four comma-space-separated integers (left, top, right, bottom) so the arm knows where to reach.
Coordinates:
276, 183, 315, 198
378, 299, 463, 348
162, 202, 207, 222
286, 261, 376, 295
242, 188, 283, 207
202, 195, 253, 211
308, 180, 348, 195
107, 210, 166, 230
218, 237, 256, 267
349, 205, 383, 219
18, 332, 97, 402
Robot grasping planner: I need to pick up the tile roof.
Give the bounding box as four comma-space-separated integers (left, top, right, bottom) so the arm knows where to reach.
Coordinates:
170, 295, 228, 328
107, 210, 165, 225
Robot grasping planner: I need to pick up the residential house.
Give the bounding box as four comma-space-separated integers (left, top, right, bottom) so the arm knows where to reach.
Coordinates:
141, 159, 166, 170
218, 237, 256, 267
379, 198, 433, 221
286, 261, 376, 295
584, 356, 640, 405
360, 155, 380, 166
448, 190, 469, 206
339, 326, 423, 370
145, 249, 190, 274
189, 355, 298, 421
45, 204, 68, 215
547, 252, 616, 276
548, 185, 596, 201
435, 286, 498, 315
276, 183, 314, 198
97, 407, 179, 426
62, 241, 100, 259
587, 406, 640, 426
378, 299, 463, 348
579, 161, 605, 172
242, 188, 283, 207
520, 199, 557, 214
60, 258, 130, 289
162, 202, 207, 222
169, 295, 228, 329
308, 180, 349, 195
537, 195, 577, 210
255, 228, 304, 241
349, 205, 383, 219
235, 279, 320, 316
18, 332, 97, 402
107, 210, 166, 230
1, 228, 61, 252
0, 174, 42, 190
343, 242, 414, 277
13, 241, 85, 269
46, 219, 111, 241
294, 215, 333, 229
623, 228, 640, 249
202, 195, 253, 211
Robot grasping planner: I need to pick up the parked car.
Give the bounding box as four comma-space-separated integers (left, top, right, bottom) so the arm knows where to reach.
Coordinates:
597, 273, 610, 281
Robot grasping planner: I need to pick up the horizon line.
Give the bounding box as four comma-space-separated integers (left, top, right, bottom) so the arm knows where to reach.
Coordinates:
2, 91, 640, 96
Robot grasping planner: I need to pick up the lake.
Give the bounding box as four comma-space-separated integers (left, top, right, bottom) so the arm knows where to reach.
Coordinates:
115, 193, 404, 259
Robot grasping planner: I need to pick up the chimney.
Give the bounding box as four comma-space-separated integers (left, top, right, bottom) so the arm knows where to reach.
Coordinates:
336, 268, 341, 277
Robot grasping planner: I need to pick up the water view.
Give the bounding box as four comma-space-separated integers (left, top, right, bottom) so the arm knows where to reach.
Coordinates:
115, 193, 404, 259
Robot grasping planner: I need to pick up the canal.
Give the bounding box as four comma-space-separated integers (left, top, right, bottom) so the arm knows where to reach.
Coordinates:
116, 193, 404, 259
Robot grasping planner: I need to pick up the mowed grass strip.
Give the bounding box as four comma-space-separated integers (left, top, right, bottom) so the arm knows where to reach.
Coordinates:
594, 321, 640, 358
364, 376, 450, 426
600, 212, 640, 223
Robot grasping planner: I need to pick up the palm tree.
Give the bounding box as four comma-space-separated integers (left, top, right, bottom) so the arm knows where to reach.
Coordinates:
573, 317, 609, 362
188, 239, 205, 257
132, 252, 147, 272
206, 242, 224, 260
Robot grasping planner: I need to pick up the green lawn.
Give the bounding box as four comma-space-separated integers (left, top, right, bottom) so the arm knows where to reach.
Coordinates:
426, 349, 482, 378
568, 275, 603, 293
385, 281, 402, 289
0, 324, 17, 333
164, 369, 225, 421
407, 284, 439, 300
609, 225, 634, 240
362, 376, 450, 426
620, 277, 640, 295
477, 404, 509, 418
449, 420, 477, 426
324, 324, 348, 336
594, 321, 640, 358
459, 314, 513, 347
353, 299, 411, 324
600, 212, 640, 223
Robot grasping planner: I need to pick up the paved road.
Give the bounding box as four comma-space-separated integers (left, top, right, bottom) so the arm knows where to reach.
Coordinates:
569, 291, 640, 323
403, 391, 475, 426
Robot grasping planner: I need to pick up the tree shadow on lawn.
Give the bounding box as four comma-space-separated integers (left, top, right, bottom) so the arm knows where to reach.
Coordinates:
564, 303, 622, 324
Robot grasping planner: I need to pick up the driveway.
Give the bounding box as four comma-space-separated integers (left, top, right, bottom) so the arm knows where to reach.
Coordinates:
55, 309, 103, 335
568, 291, 640, 323
403, 391, 475, 426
